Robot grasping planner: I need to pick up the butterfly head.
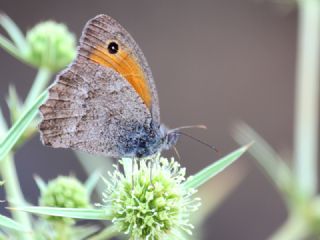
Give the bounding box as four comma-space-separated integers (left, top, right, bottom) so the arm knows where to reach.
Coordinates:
160, 125, 179, 151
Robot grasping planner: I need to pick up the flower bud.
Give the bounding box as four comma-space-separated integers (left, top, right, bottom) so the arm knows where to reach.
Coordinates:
26, 21, 76, 71
39, 176, 89, 224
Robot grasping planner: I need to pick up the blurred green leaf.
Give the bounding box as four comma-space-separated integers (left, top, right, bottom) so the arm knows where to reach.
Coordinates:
85, 170, 101, 196
24, 68, 52, 110
87, 225, 119, 240
73, 224, 101, 240
0, 34, 24, 62
6, 85, 23, 124
192, 164, 247, 228
75, 150, 113, 195
269, 214, 308, 240
0, 13, 28, 52
183, 144, 250, 190
233, 122, 294, 200
0, 214, 30, 232
15, 206, 111, 220
0, 107, 8, 135
0, 91, 47, 161
33, 175, 47, 193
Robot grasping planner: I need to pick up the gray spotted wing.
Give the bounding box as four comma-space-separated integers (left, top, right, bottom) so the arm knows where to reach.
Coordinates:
39, 14, 163, 158
80, 14, 160, 123
39, 60, 154, 158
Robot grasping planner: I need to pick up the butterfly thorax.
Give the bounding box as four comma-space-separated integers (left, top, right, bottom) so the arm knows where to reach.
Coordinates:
117, 122, 178, 158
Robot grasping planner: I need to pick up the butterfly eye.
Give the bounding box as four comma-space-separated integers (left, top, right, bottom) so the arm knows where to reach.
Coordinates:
107, 41, 119, 54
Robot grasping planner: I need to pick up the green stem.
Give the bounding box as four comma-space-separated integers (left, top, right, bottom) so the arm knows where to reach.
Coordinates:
294, 0, 320, 197
0, 14, 28, 53
269, 214, 308, 240
0, 35, 25, 62
24, 68, 52, 109
54, 222, 72, 240
0, 154, 32, 240
87, 225, 119, 240
0, 65, 51, 240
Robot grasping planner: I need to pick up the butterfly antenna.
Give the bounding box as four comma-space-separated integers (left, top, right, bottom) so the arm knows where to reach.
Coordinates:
169, 124, 207, 133
177, 131, 219, 154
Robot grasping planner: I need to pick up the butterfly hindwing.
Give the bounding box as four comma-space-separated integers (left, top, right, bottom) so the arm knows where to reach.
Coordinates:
39, 60, 155, 157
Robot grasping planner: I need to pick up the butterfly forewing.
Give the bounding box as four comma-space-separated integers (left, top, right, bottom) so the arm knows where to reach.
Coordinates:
39, 14, 162, 158
79, 14, 160, 122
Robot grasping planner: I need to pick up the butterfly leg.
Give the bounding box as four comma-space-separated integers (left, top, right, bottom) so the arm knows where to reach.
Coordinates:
131, 157, 136, 190
149, 160, 155, 189
173, 146, 181, 162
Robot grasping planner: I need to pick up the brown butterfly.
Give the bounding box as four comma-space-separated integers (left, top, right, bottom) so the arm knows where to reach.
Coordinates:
39, 14, 212, 158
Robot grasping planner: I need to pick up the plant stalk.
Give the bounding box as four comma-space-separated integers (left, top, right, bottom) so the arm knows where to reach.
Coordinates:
24, 68, 52, 109
0, 66, 51, 239
88, 225, 119, 240
0, 154, 32, 240
54, 222, 72, 240
294, 0, 320, 197
269, 214, 308, 240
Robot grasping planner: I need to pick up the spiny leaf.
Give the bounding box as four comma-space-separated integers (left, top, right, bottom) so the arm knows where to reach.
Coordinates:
183, 144, 250, 190
0, 13, 28, 52
14, 206, 112, 220
0, 214, 30, 232
33, 175, 47, 193
85, 170, 101, 196
0, 91, 47, 161
0, 34, 24, 61
232, 122, 293, 196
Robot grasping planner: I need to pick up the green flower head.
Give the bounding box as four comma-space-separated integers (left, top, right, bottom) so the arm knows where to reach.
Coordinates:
100, 156, 201, 240
26, 21, 76, 71
39, 176, 90, 224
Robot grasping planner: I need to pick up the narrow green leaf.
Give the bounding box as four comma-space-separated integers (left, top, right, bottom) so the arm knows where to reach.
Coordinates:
75, 150, 113, 194
232, 122, 293, 195
33, 175, 47, 193
73, 225, 101, 240
0, 34, 24, 61
14, 206, 112, 220
6, 84, 23, 123
24, 68, 52, 109
0, 107, 8, 135
0, 13, 28, 52
85, 170, 102, 196
0, 214, 30, 232
183, 144, 250, 190
87, 225, 119, 240
0, 91, 48, 161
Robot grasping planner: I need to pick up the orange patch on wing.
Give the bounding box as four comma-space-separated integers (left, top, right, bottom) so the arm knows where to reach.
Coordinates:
89, 45, 152, 108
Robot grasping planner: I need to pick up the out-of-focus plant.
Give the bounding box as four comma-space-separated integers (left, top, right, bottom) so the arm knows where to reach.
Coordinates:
17, 147, 249, 240
0, 13, 250, 240
233, 0, 320, 239
233, 123, 316, 240
32, 175, 98, 240
0, 13, 76, 240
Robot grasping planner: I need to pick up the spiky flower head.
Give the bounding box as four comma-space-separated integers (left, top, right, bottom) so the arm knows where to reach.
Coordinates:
26, 21, 76, 71
100, 156, 201, 240
39, 176, 90, 224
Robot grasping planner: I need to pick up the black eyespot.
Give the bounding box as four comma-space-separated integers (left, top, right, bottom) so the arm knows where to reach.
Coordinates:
107, 41, 119, 54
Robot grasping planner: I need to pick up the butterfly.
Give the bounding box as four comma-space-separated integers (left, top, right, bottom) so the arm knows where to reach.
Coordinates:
39, 14, 210, 158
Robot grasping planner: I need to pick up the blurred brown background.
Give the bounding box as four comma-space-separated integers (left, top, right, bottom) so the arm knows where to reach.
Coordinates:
0, 0, 296, 239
